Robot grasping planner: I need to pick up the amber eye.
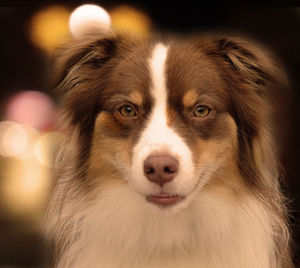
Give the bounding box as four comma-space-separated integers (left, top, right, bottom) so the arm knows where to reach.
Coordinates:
119, 105, 137, 117
193, 105, 211, 118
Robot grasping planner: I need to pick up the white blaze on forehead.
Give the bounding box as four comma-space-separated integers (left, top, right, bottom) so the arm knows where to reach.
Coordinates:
143, 43, 171, 148
150, 44, 168, 106
130, 43, 194, 196
146, 43, 169, 139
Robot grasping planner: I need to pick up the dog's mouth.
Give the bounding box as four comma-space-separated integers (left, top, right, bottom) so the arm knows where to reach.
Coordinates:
146, 193, 183, 206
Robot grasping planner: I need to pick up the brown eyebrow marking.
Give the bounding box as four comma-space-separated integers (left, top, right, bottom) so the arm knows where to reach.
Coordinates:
183, 89, 199, 107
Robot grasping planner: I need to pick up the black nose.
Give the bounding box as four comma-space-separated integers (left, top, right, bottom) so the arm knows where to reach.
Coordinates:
143, 155, 179, 186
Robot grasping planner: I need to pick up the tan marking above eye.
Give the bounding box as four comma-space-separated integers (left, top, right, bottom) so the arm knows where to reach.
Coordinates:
193, 105, 211, 118
183, 89, 198, 107
129, 91, 143, 106
119, 104, 137, 117
96, 112, 124, 133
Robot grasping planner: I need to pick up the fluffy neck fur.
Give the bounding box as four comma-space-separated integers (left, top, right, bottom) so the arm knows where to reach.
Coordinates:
47, 136, 284, 268
49, 184, 276, 268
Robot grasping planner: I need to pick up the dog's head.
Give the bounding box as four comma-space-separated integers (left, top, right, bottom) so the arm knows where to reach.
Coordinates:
54, 33, 284, 213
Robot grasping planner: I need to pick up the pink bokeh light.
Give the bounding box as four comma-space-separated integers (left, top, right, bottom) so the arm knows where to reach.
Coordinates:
5, 91, 56, 130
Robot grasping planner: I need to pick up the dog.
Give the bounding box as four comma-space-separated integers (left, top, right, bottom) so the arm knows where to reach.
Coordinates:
46, 22, 293, 267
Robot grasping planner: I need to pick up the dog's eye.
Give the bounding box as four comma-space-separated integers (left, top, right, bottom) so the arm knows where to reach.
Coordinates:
119, 105, 137, 117
193, 105, 210, 118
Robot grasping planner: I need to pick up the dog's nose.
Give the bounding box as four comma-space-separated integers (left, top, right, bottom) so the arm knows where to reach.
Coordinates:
143, 155, 179, 186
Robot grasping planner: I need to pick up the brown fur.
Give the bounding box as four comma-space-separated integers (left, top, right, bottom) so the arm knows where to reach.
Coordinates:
48, 33, 293, 267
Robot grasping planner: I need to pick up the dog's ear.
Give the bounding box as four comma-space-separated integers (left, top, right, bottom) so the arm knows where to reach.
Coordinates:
52, 35, 119, 176
53, 36, 117, 93
206, 37, 288, 188
52, 35, 118, 128
212, 37, 287, 93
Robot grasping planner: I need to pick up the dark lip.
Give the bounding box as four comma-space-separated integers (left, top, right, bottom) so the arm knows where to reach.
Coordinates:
146, 193, 183, 206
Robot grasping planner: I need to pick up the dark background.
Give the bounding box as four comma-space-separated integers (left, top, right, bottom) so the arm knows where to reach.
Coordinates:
0, 2, 299, 267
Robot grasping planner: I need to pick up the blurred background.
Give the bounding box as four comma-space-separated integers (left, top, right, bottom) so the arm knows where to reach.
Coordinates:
0, 2, 299, 267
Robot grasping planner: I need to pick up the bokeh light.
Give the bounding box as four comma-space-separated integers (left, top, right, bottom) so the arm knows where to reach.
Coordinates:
0, 123, 59, 218
0, 121, 52, 218
3, 123, 27, 157
110, 5, 152, 37
29, 5, 70, 53
0, 121, 16, 157
69, 4, 111, 39
34, 132, 65, 167
5, 91, 55, 130
0, 90, 57, 220
17, 125, 40, 160
0, 121, 27, 158
1, 158, 51, 218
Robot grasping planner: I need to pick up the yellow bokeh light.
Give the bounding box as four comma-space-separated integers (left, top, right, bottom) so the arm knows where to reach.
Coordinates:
29, 5, 71, 53
1, 158, 51, 219
0, 121, 15, 156
0, 122, 57, 219
34, 132, 65, 167
16, 125, 39, 160
110, 5, 152, 37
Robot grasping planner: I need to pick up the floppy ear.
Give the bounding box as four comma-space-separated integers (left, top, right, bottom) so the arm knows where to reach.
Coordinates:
53, 35, 118, 130
214, 37, 287, 92
53, 36, 117, 93
52, 35, 118, 176
206, 36, 287, 188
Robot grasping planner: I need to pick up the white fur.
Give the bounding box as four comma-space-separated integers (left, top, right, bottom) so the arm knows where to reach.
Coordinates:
53, 180, 274, 268
129, 44, 197, 208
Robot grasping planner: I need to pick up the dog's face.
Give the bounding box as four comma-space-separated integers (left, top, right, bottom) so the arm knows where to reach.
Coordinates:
55, 35, 280, 213
92, 42, 238, 211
